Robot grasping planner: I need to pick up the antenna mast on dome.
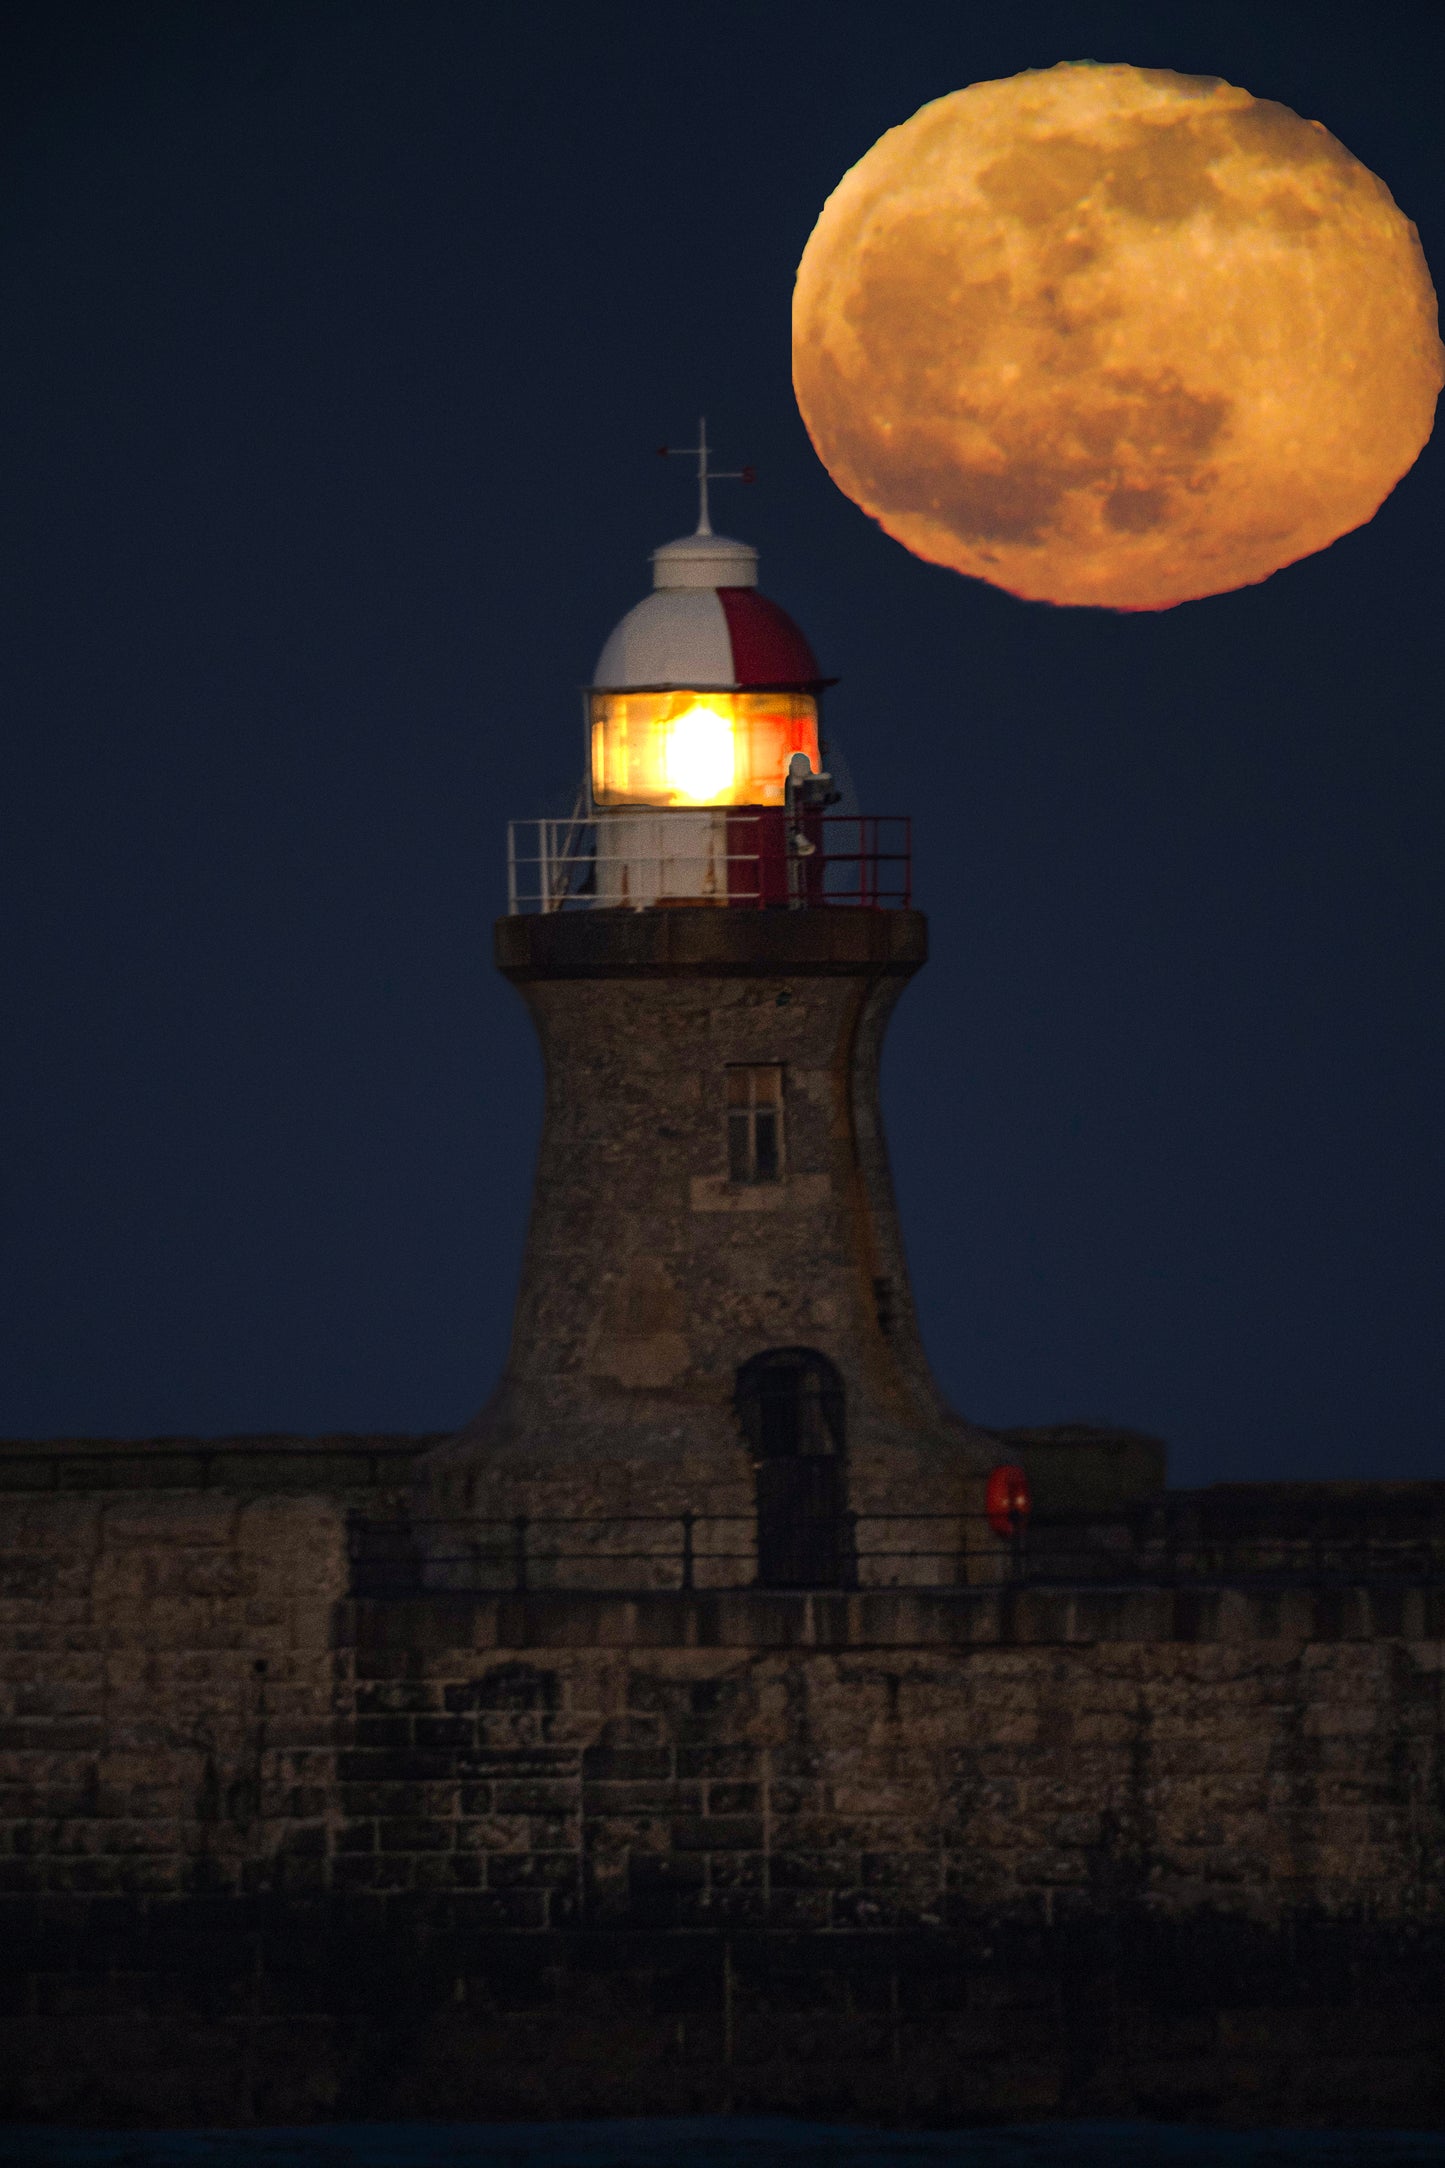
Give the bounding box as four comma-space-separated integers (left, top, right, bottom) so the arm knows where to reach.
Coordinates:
657, 416, 754, 537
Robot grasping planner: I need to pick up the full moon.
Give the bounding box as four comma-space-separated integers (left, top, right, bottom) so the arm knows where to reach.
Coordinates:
793, 65, 1444, 610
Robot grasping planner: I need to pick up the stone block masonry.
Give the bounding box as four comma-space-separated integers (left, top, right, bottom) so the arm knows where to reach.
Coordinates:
340, 1593, 1445, 1931
428, 909, 995, 1530
3, 1472, 1445, 2123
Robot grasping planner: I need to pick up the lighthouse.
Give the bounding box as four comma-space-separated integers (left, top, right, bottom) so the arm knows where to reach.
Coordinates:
426, 427, 995, 1587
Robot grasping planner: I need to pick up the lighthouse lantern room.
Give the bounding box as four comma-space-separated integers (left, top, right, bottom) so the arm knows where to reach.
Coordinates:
507, 423, 911, 915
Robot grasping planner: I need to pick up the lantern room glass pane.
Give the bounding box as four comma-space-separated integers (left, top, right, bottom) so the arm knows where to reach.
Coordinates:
590, 690, 820, 809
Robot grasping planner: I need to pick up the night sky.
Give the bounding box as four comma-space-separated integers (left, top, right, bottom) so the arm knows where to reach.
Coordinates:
3, 0, 1441, 1488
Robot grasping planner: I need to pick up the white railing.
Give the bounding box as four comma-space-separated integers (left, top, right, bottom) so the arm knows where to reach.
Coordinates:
505, 814, 912, 915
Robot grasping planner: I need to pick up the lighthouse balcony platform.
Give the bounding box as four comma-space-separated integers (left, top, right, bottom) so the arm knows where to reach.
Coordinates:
505, 811, 910, 916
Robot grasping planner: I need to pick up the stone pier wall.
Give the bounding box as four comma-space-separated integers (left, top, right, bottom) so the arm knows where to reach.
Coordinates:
2, 1465, 1444, 2124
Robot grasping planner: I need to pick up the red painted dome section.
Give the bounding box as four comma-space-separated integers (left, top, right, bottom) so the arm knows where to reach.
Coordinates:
717, 587, 821, 686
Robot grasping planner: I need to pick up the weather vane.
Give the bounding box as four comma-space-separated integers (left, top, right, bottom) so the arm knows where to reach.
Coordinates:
657, 416, 754, 537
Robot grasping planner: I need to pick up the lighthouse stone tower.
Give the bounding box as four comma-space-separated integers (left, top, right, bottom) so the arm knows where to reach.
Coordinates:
426, 447, 994, 1586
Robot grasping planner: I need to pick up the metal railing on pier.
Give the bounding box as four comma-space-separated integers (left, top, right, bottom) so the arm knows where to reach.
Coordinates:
349, 1505, 1445, 1600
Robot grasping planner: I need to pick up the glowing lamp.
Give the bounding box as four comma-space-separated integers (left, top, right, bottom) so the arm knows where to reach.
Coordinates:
590, 689, 820, 809
664, 702, 735, 804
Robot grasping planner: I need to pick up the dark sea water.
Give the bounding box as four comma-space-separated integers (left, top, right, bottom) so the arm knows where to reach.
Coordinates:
3, 2123, 1445, 2168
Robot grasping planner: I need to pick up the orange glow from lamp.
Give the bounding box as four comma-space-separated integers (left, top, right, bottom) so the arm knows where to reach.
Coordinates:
664, 702, 736, 803
590, 690, 820, 809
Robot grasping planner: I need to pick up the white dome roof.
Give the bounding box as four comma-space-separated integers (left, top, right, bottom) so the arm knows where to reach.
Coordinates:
650, 531, 757, 590
590, 526, 822, 692
594, 590, 736, 689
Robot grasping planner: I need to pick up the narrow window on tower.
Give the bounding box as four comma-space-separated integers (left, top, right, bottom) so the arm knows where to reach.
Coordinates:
727, 1066, 785, 1185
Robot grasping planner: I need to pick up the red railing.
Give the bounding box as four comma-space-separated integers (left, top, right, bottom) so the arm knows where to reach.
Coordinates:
722, 812, 911, 910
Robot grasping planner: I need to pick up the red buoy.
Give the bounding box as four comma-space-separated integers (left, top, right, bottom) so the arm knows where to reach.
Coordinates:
986, 1463, 1031, 1540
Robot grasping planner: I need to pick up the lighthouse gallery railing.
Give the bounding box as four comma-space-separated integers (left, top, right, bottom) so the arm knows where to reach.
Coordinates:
505, 814, 911, 915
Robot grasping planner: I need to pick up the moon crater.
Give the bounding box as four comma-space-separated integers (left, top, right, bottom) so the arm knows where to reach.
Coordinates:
794, 65, 1444, 609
